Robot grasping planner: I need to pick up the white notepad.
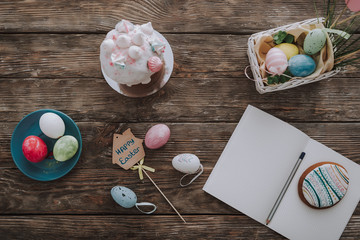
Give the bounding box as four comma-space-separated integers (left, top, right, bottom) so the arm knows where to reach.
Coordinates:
203, 105, 360, 240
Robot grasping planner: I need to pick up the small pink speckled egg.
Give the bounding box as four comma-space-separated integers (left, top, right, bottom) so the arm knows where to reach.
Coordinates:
265, 48, 288, 75
145, 124, 170, 149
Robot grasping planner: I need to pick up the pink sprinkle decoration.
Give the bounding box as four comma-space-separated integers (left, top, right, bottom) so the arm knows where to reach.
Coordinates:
126, 56, 135, 65
147, 56, 163, 73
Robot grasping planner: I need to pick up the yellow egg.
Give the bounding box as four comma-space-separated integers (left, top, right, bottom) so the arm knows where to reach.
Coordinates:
274, 43, 299, 60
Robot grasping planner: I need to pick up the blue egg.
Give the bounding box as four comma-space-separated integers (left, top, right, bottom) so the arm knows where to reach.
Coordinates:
288, 54, 316, 77
111, 186, 137, 208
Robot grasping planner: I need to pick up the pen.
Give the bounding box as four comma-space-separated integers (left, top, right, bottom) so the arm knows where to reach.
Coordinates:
266, 152, 306, 225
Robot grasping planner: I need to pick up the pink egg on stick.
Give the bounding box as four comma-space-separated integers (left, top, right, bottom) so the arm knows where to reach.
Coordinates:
145, 124, 170, 149
265, 48, 288, 75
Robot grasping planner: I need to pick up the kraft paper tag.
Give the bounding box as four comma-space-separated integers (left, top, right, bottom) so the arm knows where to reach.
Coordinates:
112, 128, 145, 170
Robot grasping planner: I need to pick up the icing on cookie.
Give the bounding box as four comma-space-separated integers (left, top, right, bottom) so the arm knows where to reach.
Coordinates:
301, 163, 349, 208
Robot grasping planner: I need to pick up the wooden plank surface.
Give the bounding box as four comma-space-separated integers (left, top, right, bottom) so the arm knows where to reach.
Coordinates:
0, 77, 360, 123
0, 215, 359, 239
0, 0, 334, 33
1, 0, 359, 239
0, 215, 294, 239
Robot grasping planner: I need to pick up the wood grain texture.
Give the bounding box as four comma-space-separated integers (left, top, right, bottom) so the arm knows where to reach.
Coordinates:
0, 215, 359, 240
0, 215, 285, 239
0, 0, 345, 33
0, 77, 359, 123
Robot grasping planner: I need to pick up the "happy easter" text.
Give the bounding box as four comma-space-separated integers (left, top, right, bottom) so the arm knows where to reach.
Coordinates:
115, 139, 135, 155
118, 147, 140, 165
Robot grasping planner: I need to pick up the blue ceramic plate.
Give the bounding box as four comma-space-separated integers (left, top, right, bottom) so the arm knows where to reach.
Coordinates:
11, 109, 82, 181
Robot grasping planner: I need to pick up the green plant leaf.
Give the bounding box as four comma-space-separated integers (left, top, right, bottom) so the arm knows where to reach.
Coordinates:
273, 31, 287, 45
267, 70, 293, 85
284, 34, 294, 43
267, 76, 275, 85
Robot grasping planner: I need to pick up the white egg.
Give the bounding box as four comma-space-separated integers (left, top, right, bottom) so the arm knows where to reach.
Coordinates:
172, 153, 201, 174
39, 112, 65, 139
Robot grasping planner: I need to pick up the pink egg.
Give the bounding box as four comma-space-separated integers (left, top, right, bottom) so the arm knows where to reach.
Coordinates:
145, 124, 170, 149
265, 48, 288, 75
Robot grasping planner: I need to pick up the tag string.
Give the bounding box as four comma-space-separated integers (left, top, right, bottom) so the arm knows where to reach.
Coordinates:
130, 158, 155, 180
135, 202, 157, 214
180, 164, 204, 187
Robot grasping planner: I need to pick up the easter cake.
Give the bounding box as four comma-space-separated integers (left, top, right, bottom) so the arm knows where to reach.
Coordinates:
298, 162, 349, 209
100, 20, 173, 97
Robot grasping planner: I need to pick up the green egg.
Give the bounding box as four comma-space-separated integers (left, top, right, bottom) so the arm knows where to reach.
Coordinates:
304, 29, 327, 55
53, 135, 79, 162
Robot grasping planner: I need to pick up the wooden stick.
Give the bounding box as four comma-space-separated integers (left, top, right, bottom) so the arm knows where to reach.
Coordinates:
142, 169, 187, 224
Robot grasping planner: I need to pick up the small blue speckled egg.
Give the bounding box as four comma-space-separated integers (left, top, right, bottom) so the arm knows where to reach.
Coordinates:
304, 29, 327, 55
288, 55, 316, 77
111, 186, 137, 208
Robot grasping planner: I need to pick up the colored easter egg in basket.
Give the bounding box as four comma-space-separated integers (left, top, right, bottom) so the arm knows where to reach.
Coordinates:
111, 186, 137, 208
53, 135, 79, 162
22, 135, 48, 163
304, 29, 327, 55
172, 153, 201, 174
288, 54, 316, 77
274, 43, 299, 60
265, 48, 288, 75
145, 124, 170, 149
39, 112, 65, 139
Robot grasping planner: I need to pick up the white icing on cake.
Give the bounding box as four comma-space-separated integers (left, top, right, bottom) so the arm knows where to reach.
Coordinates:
100, 20, 166, 86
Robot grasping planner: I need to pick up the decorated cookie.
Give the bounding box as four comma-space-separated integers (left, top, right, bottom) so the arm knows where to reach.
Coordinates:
298, 162, 349, 209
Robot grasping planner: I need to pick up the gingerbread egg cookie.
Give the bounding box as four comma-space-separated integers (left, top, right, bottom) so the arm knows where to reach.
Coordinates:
298, 162, 349, 209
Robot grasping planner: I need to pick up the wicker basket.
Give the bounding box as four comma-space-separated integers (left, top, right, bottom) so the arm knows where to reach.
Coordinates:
247, 18, 341, 94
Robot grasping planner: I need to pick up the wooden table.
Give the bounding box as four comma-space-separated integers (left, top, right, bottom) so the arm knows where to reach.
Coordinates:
1, 0, 359, 239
